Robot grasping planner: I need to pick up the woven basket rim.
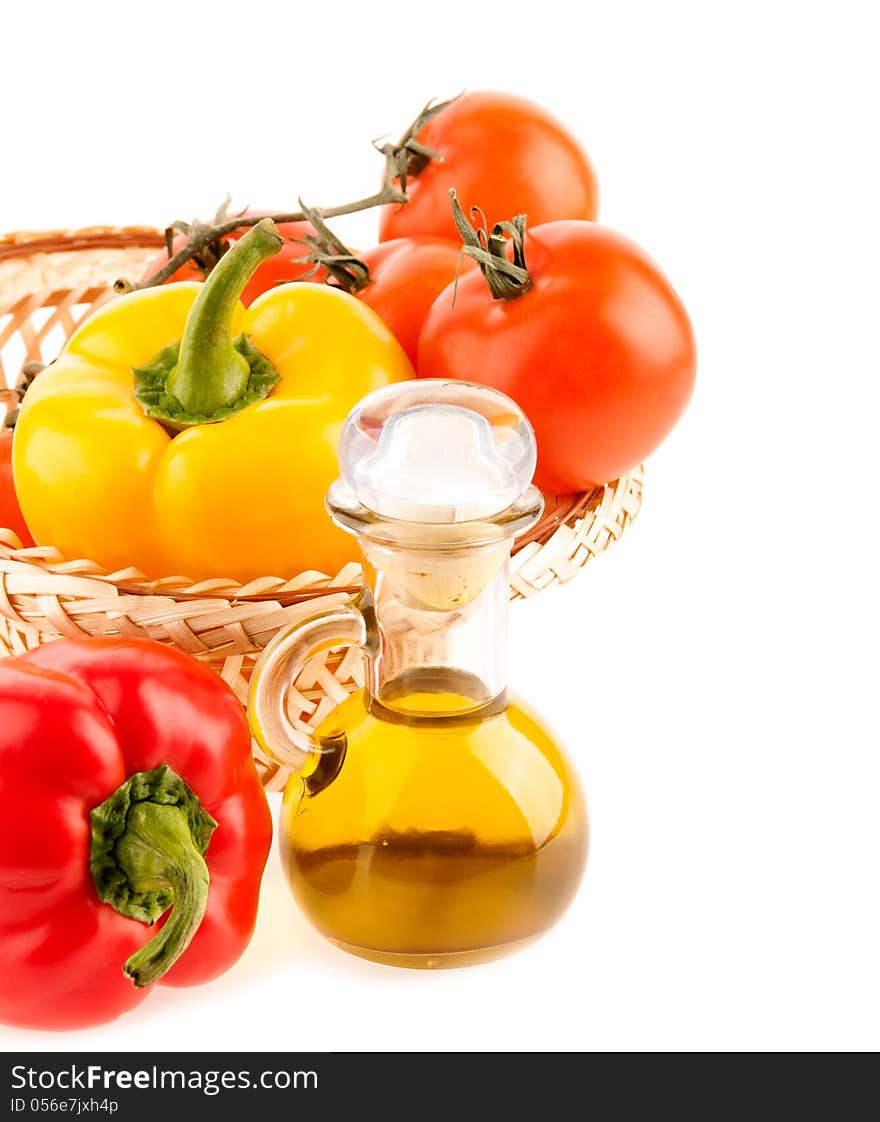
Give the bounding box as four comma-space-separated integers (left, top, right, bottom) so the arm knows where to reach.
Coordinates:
0, 226, 166, 262
0, 482, 616, 607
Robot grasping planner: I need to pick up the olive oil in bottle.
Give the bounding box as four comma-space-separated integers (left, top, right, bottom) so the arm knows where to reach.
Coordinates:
281, 683, 587, 966
251, 381, 589, 967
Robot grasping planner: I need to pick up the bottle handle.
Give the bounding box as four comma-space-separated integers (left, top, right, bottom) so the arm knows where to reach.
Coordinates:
249, 599, 367, 773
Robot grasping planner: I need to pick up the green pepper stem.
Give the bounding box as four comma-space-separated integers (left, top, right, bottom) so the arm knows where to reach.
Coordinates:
114, 801, 210, 988
165, 218, 283, 416
90, 764, 217, 988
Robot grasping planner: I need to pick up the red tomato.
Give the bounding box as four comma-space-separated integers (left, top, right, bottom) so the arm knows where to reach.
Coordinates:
380, 91, 599, 243
417, 220, 696, 492
351, 237, 471, 366
0, 428, 34, 545
142, 215, 322, 306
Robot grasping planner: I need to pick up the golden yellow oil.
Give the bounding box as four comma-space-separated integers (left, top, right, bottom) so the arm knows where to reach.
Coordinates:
279, 686, 588, 968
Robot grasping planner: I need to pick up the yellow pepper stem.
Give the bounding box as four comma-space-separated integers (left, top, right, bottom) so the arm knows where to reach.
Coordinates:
166, 218, 283, 414
133, 218, 284, 431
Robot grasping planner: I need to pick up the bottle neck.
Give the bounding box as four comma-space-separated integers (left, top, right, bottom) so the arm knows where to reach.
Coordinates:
358, 535, 512, 722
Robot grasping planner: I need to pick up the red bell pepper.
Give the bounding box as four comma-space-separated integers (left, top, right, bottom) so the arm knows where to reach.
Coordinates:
0, 637, 272, 1030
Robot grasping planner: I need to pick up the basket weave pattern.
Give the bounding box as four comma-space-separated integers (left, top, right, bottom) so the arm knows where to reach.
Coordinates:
0, 228, 644, 788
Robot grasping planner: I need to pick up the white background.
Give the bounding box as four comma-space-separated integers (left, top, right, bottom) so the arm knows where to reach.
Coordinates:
2, 0, 878, 1052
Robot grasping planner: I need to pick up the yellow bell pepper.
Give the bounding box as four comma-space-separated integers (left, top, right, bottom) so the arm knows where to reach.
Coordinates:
13, 220, 412, 582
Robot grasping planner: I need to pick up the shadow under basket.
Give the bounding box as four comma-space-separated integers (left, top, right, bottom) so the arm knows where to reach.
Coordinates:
0, 225, 645, 789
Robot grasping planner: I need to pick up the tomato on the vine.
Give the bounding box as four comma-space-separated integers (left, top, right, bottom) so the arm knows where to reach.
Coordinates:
142, 215, 323, 306
417, 208, 696, 493
380, 91, 599, 244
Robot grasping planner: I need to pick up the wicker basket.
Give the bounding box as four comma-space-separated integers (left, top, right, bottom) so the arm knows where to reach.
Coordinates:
0, 227, 644, 788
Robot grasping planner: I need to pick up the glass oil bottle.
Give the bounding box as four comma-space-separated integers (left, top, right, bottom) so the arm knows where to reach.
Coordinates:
250, 381, 588, 967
